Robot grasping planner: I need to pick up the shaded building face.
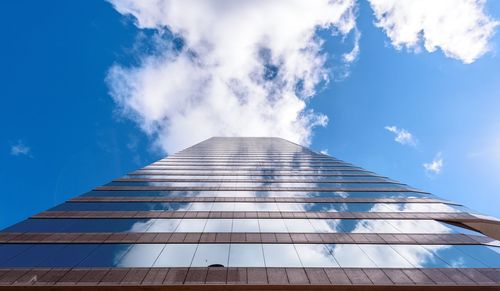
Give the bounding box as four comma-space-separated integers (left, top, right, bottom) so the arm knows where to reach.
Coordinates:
0, 137, 499, 288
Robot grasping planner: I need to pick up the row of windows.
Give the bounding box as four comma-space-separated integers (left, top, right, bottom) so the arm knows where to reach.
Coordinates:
105, 181, 412, 190
134, 170, 376, 176
49, 202, 463, 213
120, 176, 390, 182
83, 190, 432, 199
3, 218, 480, 235
142, 164, 362, 170
0, 243, 498, 268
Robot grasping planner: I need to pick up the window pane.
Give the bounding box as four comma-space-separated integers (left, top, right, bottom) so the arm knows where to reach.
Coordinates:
148, 219, 182, 232
359, 245, 413, 268
258, 219, 287, 232
283, 219, 314, 232
78, 244, 132, 267
176, 219, 207, 232
263, 244, 302, 267
204, 219, 232, 232
391, 245, 450, 268
294, 244, 339, 267
453, 245, 500, 268
154, 244, 197, 267
327, 244, 377, 268
232, 219, 259, 232
118, 244, 165, 267
228, 244, 265, 267
38, 244, 98, 267
191, 244, 230, 267
423, 245, 487, 268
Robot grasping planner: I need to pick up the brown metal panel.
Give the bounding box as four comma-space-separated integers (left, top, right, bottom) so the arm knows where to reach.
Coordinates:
98, 268, 129, 285
362, 268, 393, 285
163, 268, 188, 284
275, 233, 292, 243
266, 268, 288, 285
477, 269, 500, 284
420, 268, 456, 285
401, 269, 434, 285
290, 233, 308, 243
120, 268, 149, 285
153, 233, 172, 243
383, 269, 414, 285
11, 269, 49, 286
230, 233, 246, 243
439, 268, 477, 285
226, 267, 247, 285
184, 232, 202, 243
457, 269, 496, 285
55, 269, 90, 286
33, 269, 70, 286
285, 268, 310, 285
76, 268, 110, 285
304, 268, 329, 285
215, 233, 231, 243
247, 267, 268, 285
205, 267, 227, 284
343, 268, 371, 284
245, 233, 261, 242
0, 269, 29, 285
200, 233, 216, 243
142, 268, 170, 285
323, 268, 351, 285
169, 233, 187, 243
184, 268, 208, 284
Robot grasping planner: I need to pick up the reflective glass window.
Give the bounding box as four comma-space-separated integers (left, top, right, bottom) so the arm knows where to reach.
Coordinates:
310, 219, 342, 233
232, 219, 259, 232
191, 244, 230, 267
390, 245, 450, 268
423, 245, 487, 268
0, 244, 33, 265
38, 244, 98, 267
283, 219, 315, 232
359, 245, 413, 268
176, 219, 207, 232
228, 244, 265, 267
5, 244, 66, 268
154, 244, 197, 267
118, 244, 165, 267
148, 219, 181, 232
258, 219, 287, 232
327, 244, 377, 268
294, 244, 339, 267
204, 219, 232, 232
78, 244, 132, 267
453, 245, 500, 267
263, 244, 302, 267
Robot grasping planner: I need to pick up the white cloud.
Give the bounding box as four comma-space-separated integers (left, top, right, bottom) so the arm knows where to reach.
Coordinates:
368, 0, 499, 64
320, 149, 329, 155
384, 125, 417, 147
423, 152, 444, 175
107, 0, 358, 154
10, 140, 31, 157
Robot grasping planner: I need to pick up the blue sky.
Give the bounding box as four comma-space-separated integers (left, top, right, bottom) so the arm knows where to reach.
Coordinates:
1, 0, 500, 229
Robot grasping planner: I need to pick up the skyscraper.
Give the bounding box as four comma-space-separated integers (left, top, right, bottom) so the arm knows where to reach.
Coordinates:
0, 137, 499, 289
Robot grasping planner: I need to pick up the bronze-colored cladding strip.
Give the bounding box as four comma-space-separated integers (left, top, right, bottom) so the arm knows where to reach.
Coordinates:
0, 267, 498, 288
0, 232, 492, 245
112, 178, 396, 183
94, 186, 423, 192
32, 211, 478, 220
69, 197, 444, 204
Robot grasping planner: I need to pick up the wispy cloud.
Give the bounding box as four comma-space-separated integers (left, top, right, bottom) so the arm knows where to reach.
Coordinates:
320, 149, 329, 155
368, 0, 499, 64
423, 152, 444, 175
10, 140, 31, 157
107, 0, 359, 154
385, 126, 417, 147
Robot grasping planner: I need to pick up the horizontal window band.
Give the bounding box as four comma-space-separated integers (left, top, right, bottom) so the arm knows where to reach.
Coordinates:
0, 267, 498, 286
94, 187, 423, 192
127, 173, 382, 177
32, 211, 478, 220
111, 179, 396, 184
0, 232, 491, 245
69, 197, 447, 204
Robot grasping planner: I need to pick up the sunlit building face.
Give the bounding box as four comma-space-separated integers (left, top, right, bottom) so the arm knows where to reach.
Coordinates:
0, 137, 499, 288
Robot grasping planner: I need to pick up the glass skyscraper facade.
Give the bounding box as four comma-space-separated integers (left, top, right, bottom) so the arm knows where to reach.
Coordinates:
0, 137, 499, 288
